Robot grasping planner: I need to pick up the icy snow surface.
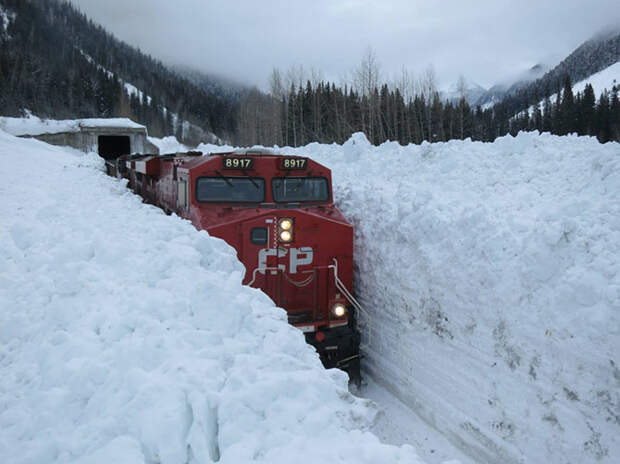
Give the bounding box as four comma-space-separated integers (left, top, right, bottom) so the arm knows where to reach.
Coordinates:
200, 131, 620, 463
0, 130, 423, 464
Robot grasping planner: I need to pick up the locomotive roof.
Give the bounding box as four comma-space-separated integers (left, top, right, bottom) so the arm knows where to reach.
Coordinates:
164, 150, 328, 173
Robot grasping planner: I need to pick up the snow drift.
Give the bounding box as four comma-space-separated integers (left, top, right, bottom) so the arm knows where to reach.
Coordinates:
0, 131, 422, 464
259, 132, 618, 464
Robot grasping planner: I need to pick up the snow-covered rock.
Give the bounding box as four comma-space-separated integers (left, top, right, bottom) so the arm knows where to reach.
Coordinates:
0, 129, 423, 464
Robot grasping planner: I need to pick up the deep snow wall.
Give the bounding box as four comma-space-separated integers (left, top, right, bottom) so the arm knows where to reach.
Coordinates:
276, 133, 620, 464
0, 131, 423, 464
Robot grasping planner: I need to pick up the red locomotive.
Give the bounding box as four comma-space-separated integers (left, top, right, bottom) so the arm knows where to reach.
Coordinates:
109, 149, 361, 383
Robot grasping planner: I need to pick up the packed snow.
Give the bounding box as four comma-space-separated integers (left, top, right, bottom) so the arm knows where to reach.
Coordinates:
0, 130, 423, 463
284, 133, 620, 464
0, 114, 145, 136
3, 116, 619, 464
200, 131, 620, 464
149, 135, 191, 154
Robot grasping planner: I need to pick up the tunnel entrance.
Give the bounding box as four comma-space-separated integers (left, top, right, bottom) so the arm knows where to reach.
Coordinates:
98, 135, 131, 160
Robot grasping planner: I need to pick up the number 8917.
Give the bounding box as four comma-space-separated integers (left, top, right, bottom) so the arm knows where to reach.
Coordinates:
223, 157, 254, 169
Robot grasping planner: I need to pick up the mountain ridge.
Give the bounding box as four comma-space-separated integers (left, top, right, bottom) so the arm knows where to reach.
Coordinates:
480, 29, 620, 113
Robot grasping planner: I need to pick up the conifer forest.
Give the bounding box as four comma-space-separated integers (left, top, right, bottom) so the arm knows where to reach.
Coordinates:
1, 0, 618, 146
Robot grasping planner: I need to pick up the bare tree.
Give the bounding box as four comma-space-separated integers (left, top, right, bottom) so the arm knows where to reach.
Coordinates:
456, 74, 467, 140
268, 67, 285, 100
284, 65, 306, 93
353, 46, 380, 97
419, 65, 437, 103
419, 65, 438, 140
268, 67, 285, 145
395, 66, 418, 104
353, 47, 381, 140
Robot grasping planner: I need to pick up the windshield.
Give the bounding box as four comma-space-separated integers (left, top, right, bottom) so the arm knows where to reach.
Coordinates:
271, 177, 329, 203
196, 177, 265, 203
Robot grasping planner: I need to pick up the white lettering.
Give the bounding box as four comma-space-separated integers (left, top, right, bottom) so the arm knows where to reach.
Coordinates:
258, 247, 313, 274
290, 247, 313, 274
258, 247, 287, 274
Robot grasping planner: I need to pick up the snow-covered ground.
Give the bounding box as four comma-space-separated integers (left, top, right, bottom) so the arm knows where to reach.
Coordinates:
0, 130, 423, 463
361, 378, 474, 464
267, 132, 618, 464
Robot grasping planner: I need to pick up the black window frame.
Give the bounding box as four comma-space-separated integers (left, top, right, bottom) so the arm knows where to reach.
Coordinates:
271, 176, 331, 203
195, 176, 266, 204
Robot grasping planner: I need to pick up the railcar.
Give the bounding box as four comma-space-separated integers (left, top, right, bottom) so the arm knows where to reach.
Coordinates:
108, 149, 362, 383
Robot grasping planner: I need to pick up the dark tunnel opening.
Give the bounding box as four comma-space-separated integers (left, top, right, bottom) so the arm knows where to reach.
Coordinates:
98, 135, 131, 160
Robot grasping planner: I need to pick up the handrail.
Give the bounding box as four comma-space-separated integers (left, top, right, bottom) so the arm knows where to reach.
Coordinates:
327, 259, 367, 321
247, 266, 281, 286
328, 258, 370, 350
247, 259, 370, 349
247, 266, 315, 287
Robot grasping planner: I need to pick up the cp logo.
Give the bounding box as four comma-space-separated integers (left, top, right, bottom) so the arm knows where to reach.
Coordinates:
258, 247, 313, 274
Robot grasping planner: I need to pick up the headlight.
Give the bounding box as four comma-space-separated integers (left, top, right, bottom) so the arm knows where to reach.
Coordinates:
280, 230, 292, 242
278, 218, 294, 242
331, 303, 347, 318
279, 218, 293, 231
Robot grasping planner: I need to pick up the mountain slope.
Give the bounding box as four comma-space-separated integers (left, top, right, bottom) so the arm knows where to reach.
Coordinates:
0, 0, 237, 142
441, 79, 487, 106
476, 63, 549, 109
482, 29, 620, 113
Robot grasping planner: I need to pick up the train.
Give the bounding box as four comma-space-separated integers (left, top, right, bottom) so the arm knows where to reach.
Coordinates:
106, 148, 362, 384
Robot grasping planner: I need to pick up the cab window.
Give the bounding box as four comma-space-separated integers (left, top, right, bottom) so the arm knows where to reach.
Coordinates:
196, 177, 265, 203
271, 177, 329, 203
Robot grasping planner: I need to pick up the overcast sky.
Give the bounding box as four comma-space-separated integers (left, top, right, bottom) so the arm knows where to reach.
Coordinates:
69, 0, 620, 90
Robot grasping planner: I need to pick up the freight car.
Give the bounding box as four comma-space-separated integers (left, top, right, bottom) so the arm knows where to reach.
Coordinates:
108, 149, 362, 384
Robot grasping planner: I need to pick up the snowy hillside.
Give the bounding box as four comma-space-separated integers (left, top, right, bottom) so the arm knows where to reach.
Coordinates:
522, 61, 620, 117
570, 60, 620, 95
0, 130, 422, 463
273, 133, 619, 464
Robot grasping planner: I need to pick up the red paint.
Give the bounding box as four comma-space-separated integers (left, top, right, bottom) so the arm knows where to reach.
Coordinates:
117, 151, 354, 333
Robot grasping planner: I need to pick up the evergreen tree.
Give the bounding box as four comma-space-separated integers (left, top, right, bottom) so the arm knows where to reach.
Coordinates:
559, 75, 576, 135
582, 84, 597, 135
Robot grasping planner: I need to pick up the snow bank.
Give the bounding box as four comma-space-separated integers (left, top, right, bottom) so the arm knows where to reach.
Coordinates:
0, 114, 145, 137
237, 132, 618, 464
149, 135, 191, 154
0, 131, 423, 464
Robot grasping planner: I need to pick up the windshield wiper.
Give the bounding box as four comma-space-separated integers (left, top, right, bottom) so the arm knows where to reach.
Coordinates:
241, 169, 260, 189
215, 170, 233, 187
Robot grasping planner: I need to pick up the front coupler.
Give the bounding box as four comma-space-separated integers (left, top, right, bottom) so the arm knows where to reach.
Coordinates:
305, 324, 361, 386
